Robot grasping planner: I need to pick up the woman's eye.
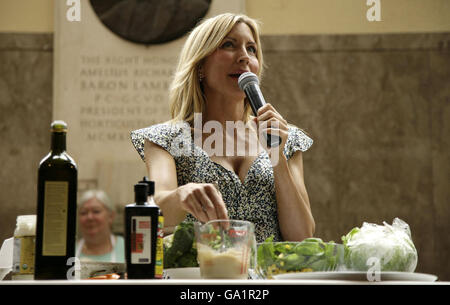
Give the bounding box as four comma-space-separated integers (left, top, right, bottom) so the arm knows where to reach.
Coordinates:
247, 45, 257, 53
221, 41, 233, 48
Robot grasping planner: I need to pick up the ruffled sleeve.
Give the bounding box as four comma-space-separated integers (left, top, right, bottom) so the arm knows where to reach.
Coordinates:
283, 125, 313, 160
130, 122, 192, 162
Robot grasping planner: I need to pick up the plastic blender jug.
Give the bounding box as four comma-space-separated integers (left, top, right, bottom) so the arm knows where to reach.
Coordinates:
194, 220, 256, 279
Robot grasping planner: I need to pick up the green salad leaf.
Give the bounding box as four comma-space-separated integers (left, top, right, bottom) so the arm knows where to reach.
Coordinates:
257, 236, 344, 277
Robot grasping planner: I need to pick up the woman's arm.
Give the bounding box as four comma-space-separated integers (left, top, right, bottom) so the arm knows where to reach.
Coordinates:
273, 150, 315, 241
256, 104, 315, 241
144, 140, 228, 233
144, 139, 185, 232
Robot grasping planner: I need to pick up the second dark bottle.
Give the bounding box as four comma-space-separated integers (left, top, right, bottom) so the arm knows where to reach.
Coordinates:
125, 181, 163, 279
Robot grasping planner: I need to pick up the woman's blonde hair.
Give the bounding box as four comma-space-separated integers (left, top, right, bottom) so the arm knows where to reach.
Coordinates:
169, 13, 264, 126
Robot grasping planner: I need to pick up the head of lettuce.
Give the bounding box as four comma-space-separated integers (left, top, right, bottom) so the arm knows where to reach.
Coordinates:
341, 218, 418, 272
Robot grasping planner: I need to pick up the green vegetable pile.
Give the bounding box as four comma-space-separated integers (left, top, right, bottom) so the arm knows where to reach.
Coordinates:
341, 218, 418, 272
257, 236, 344, 278
163, 218, 418, 276
163, 222, 199, 268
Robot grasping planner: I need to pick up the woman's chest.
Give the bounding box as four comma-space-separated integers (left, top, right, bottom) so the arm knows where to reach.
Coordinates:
210, 155, 257, 184
175, 144, 273, 188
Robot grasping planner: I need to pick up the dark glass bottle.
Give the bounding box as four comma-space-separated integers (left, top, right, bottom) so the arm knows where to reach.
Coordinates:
125, 182, 163, 279
34, 121, 77, 280
139, 177, 164, 277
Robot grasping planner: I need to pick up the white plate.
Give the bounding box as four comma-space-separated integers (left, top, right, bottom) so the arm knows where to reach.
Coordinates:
273, 271, 438, 282
164, 267, 201, 279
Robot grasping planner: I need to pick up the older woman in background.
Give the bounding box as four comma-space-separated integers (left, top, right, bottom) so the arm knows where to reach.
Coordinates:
76, 190, 124, 262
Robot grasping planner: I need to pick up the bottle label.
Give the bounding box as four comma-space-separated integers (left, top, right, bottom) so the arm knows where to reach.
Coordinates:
154, 215, 164, 278
43, 181, 68, 256
12, 236, 35, 275
131, 216, 151, 264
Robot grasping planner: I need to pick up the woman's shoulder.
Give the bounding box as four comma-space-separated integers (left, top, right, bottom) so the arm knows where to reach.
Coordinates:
131, 121, 185, 138
113, 235, 125, 263
287, 124, 313, 141
115, 235, 125, 246
130, 120, 192, 161
284, 124, 314, 159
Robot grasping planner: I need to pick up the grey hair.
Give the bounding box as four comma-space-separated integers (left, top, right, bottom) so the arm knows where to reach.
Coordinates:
78, 189, 114, 212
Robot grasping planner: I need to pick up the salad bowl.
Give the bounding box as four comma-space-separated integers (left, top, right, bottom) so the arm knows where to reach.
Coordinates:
256, 238, 345, 279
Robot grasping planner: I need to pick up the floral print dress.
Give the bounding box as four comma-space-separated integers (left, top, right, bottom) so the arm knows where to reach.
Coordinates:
130, 122, 313, 242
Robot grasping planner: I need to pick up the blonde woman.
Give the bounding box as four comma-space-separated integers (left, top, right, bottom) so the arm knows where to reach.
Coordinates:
131, 13, 314, 242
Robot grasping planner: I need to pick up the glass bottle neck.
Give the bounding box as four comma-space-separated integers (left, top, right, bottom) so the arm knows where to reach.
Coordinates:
51, 132, 66, 153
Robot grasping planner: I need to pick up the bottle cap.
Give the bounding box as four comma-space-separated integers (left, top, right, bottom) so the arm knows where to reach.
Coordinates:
134, 183, 148, 204
51, 120, 68, 133
139, 176, 155, 196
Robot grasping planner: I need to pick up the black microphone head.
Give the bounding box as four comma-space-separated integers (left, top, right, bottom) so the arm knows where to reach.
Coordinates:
238, 72, 259, 91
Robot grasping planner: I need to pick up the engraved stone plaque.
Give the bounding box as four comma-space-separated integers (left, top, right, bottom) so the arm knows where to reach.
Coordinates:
53, 0, 245, 215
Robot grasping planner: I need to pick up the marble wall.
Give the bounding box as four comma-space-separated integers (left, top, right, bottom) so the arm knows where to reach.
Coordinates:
0, 33, 53, 241
0, 32, 449, 280
260, 33, 450, 280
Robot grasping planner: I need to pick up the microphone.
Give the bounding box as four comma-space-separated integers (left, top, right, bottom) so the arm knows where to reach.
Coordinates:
238, 72, 281, 148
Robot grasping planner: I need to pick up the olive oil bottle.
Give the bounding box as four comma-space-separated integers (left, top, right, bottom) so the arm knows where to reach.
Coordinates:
34, 121, 77, 280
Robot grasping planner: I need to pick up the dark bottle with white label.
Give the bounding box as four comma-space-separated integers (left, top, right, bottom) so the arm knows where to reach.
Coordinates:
34, 121, 77, 280
125, 182, 163, 279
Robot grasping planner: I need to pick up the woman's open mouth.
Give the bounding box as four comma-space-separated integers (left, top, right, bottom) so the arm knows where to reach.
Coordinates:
229, 70, 249, 80
229, 73, 242, 79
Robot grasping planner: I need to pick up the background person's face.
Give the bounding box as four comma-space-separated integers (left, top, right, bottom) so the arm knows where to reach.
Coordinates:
202, 22, 260, 102
78, 197, 113, 238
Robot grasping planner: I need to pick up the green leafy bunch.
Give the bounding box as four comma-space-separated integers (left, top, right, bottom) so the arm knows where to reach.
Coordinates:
163, 222, 199, 268
341, 218, 418, 272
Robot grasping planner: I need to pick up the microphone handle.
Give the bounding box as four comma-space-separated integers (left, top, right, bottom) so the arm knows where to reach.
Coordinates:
244, 85, 282, 148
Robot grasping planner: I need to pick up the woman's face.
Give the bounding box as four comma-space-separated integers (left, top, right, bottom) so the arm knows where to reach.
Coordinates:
78, 197, 113, 239
201, 22, 260, 101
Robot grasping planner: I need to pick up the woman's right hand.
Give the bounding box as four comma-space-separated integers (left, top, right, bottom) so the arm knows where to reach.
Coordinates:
177, 183, 228, 223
